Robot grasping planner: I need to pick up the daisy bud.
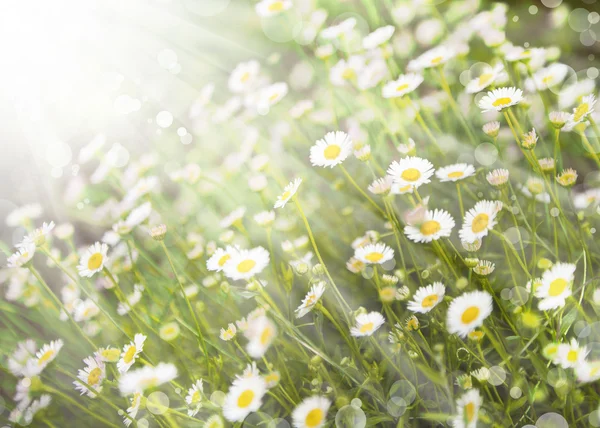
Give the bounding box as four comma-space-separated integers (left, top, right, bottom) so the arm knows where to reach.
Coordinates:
464, 257, 479, 268
381, 274, 399, 286
312, 264, 325, 275
149, 224, 167, 241
486, 168, 509, 187
405, 315, 419, 330
556, 168, 578, 187
335, 396, 349, 408
468, 330, 484, 341
461, 239, 482, 252
471, 367, 490, 382
159, 322, 181, 341
537, 257, 553, 270
310, 355, 322, 366
549, 111, 569, 129
473, 260, 495, 276
315, 44, 334, 60
455, 277, 469, 290
521, 311, 541, 329
408, 350, 418, 359
396, 285, 410, 300
538, 157, 555, 173
294, 262, 309, 275
379, 287, 397, 303
354, 145, 371, 161
482, 121, 500, 138
220, 281, 231, 293
521, 128, 538, 150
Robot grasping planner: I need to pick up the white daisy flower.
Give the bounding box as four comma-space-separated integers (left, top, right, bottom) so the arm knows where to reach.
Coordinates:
320, 17, 356, 40
404, 209, 455, 243
203, 415, 225, 428
220, 323, 237, 341
220, 206, 246, 229
350, 311, 385, 337
73, 299, 100, 322
452, 389, 482, 428
310, 131, 352, 168
117, 334, 146, 373
535, 262, 576, 310
206, 247, 232, 272
486, 168, 509, 187
290, 100, 314, 119
244, 315, 277, 359
473, 260, 495, 276
447, 291, 493, 338
407, 46, 455, 71
329, 56, 365, 87
357, 58, 388, 90
117, 284, 144, 316
18, 221, 55, 247
95, 347, 121, 363
387, 156, 435, 189
570, 94, 596, 124
223, 246, 270, 281
478, 87, 523, 112
368, 176, 393, 195
8, 340, 37, 376
466, 64, 504, 94
74, 355, 105, 398
354, 242, 394, 265
185, 379, 204, 417
436, 164, 475, 182
25, 339, 63, 376
6, 203, 43, 227
256, 82, 288, 110
118, 363, 177, 395
228, 60, 260, 93
7, 243, 36, 268
77, 242, 109, 278
124, 391, 143, 427
295, 282, 326, 318
255, 0, 292, 17
363, 25, 395, 50
274, 178, 302, 208
458, 200, 503, 243
382, 73, 424, 98
526, 63, 569, 92
292, 395, 332, 428
407, 282, 446, 313
575, 360, 600, 383
556, 339, 589, 369
223, 375, 267, 422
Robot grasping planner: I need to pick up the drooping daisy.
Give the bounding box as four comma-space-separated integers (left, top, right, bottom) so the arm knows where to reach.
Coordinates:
354, 242, 394, 265
556, 168, 578, 187
447, 291, 493, 338
123, 391, 143, 427
575, 360, 600, 383
18, 221, 55, 247
295, 282, 326, 318
404, 209, 455, 243
255, 0, 292, 17
363, 25, 395, 50
74, 355, 106, 398
452, 389, 482, 428
117, 334, 146, 373
77, 242, 109, 278
219, 323, 237, 341
368, 176, 393, 195
556, 339, 589, 369
350, 311, 385, 337
526, 63, 569, 92
458, 200, 503, 243
571, 94, 596, 124
436, 164, 475, 182
25, 339, 63, 376
118, 363, 178, 395
263, 371, 281, 388
8, 339, 37, 376
535, 262, 576, 310
472, 260, 495, 276
7, 243, 36, 268
466, 64, 504, 94
185, 379, 204, 417
309, 131, 352, 168
274, 178, 302, 208
220, 206, 247, 229
407, 46, 455, 71
95, 347, 121, 363
477, 87, 524, 112
222, 246, 270, 281
292, 395, 332, 428
244, 315, 277, 358
73, 299, 100, 322
407, 282, 446, 314
387, 156, 435, 189
382, 73, 424, 98
222, 375, 267, 422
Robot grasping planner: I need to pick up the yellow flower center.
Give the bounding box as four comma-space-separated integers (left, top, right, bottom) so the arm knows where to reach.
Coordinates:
492, 97, 512, 108
240, 71, 251, 82
341, 68, 355, 80
359, 322, 374, 333
123, 345, 137, 364
471, 213, 489, 233
465, 402, 475, 422
192, 390, 201, 403
323, 144, 341, 160
421, 294, 439, 308
430, 56, 443, 65
163, 326, 175, 335
87, 253, 103, 270
478, 73, 493, 86
265, 372, 279, 384
260, 326, 273, 345
573, 103, 589, 123
88, 367, 102, 385
269, 92, 280, 102
542, 75, 554, 85
305, 408, 324, 427
38, 350, 55, 365
548, 278, 568, 297
237, 259, 256, 273
461, 306, 480, 324
218, 254, 231, 267
268, 1, 284, 12
395, 83, 409, 92
420, 220, 441, 236
364, 252, 384, 262
101, 349, 120, 361
280, 191, 291, 200
567, 350, 579, 362
401, 168, 421, 182
447, 171, 464, 179
237, 389, 255, 408
140, 376, 158, 389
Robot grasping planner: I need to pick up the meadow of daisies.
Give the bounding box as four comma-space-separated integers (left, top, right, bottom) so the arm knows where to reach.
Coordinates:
3, 0, 600, 427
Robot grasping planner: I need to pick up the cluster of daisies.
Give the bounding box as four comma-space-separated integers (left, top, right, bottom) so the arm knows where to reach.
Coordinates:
3, 0, 600, 427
